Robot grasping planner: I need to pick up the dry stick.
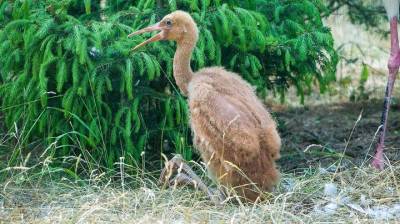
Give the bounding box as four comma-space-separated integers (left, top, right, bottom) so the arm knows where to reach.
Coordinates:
119, 156, 126, 212
303, 144, 324, 152
141, 151, 146, 185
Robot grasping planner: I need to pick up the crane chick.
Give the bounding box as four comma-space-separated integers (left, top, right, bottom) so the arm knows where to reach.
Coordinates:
128, 11, 281, 203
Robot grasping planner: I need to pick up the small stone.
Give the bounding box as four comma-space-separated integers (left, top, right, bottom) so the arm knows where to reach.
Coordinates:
339, 196, 351, 204
318, 167, 328, 174
324, 183, 338, 198
326, 165, 337, 172
324, 202, 338, 215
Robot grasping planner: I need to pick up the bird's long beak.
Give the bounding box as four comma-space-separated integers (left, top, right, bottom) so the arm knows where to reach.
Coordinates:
128, 23, 165, 51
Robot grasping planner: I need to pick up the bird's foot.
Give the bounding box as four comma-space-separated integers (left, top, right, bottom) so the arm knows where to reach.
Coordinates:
159, 154, 225, 204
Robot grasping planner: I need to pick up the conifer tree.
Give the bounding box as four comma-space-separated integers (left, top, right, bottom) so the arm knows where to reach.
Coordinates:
0, 0, 337, 173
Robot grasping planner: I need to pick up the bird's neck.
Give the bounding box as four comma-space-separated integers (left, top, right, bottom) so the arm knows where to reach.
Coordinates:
173, 40, 195, 96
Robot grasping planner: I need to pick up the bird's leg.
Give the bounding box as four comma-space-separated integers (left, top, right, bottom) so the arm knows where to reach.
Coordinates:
372, 16, 400, 170
159, 155, 225, 204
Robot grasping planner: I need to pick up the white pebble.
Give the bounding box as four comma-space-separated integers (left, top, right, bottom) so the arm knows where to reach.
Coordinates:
339, 196, 351, 204
318, 167, 328, 174
324, 183, 338, 198
326, 165, 337, 172
324, 202, 338, 215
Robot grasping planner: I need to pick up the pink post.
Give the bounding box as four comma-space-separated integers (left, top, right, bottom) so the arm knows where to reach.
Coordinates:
372, 17, 400, 170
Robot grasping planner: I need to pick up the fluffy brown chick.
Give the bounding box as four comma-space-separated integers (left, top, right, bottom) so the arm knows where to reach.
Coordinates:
129, 10, 281, 202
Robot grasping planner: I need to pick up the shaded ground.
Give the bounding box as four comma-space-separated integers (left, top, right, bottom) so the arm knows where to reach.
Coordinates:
277, 98, 400, 172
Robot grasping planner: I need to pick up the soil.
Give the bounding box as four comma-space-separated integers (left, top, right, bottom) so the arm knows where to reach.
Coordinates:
276, 99, 400, 172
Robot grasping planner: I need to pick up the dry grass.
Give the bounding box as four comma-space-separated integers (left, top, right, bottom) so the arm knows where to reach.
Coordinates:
0, 163, 399, 223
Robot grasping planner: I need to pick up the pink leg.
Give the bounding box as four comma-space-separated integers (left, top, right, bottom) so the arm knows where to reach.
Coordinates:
372, 17, 400, 170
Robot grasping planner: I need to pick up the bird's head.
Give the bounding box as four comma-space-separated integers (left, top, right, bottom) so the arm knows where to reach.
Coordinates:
128, 10, 198, 50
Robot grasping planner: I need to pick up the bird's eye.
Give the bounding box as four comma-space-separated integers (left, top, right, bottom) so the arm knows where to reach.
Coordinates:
165, 20, 172, 27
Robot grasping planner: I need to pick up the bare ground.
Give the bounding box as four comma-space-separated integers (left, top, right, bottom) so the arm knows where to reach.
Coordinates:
277, 99, 400, 172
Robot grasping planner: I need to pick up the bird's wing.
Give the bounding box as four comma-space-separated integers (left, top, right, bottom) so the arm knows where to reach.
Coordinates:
190, 90, 263, 166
